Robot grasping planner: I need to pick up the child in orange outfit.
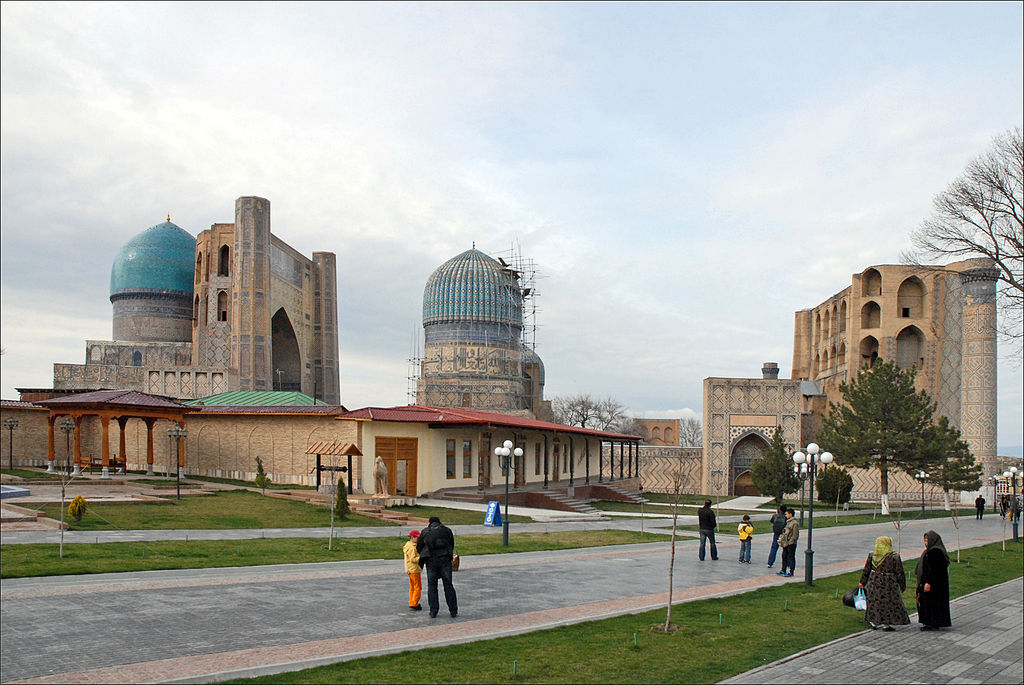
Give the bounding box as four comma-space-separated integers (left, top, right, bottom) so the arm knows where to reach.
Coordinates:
404, 530, 423, 610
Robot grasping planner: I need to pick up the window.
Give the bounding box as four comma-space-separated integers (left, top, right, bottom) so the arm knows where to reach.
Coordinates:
217, 291, 228, 322
218, 245, 230, 276
462, 440, 472, 478
132, 350, 142, 366
534, 443, 541, 475
446, 439, 456, 479
902, 307, 910, 318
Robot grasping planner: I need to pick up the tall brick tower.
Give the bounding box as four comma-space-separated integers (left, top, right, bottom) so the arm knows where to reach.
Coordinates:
959, 264, 999, 477
231, 196, 273, 392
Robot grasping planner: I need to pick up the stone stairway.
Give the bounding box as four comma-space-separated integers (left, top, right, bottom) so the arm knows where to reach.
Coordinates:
597, 482, 649, 504
537, 489, 605, 516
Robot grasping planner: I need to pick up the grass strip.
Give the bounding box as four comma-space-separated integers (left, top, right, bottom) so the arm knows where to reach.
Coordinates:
34, 490, 390, 530
0, 529, 671, 578
224, 540, 1023, 684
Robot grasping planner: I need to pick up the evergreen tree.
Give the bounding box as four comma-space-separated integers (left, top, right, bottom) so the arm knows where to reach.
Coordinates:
335, 476, 350, 519
254, 456, 271, 495
817, 360, 939, 514
815, 465, 854, 505
751, 426, 800, 503
923, 416, 982, 504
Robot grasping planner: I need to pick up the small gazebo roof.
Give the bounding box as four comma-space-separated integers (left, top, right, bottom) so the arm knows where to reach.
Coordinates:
36, 390, 188, 410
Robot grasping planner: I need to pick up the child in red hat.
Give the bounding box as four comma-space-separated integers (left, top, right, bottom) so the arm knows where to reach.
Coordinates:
403, 530, 422, 610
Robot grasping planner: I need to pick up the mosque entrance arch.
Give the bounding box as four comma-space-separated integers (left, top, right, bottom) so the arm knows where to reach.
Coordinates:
271, 308, 302, 391
730, 432, 769, 496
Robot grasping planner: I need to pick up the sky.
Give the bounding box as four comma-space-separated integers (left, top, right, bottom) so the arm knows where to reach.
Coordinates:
1, 2, 1022, 450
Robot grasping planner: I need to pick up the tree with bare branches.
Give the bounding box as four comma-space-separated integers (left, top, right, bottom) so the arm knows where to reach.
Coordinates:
904, 127, 1023, 352
679, 417, 702, 447
552, 394, 630, 432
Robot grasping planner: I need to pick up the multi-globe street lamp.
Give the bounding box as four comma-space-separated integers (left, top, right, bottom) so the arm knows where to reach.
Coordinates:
493, 439, 522, 547
792, 443, 834, 587
58, 418, 75, 475
166, 426, 188, 500
4, 417, 19, 471
1003, 466, 1021, 542
915, 471, 929, 517
793, 462, 808, 525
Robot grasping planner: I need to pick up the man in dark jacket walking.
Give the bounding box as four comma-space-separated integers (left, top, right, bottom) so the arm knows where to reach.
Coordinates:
767, 505, 787, 567
697, 500, 718, 561
417, 516, 459, 618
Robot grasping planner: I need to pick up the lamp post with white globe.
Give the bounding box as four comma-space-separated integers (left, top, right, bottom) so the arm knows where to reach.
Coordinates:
1004, 466, 1020, 542
792, 443, 834, 586
493, 439, 522, 546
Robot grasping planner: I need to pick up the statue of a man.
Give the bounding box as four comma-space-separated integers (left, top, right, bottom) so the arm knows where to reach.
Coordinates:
374, 455, 388, 496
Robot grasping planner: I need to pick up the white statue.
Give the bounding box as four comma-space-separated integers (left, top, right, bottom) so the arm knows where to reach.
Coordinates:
374, 456, 388, 496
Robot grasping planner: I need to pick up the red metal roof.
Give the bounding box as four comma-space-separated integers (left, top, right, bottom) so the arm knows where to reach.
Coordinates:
339, 405, 641, 441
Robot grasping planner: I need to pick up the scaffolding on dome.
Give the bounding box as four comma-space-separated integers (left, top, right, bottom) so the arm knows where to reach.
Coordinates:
408, 242, 543, 417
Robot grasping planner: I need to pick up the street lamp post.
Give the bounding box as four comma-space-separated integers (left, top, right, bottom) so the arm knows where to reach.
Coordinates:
793, 463, 808, 524
4, 417, 19, 471
59, 418, 75, 475
166, 426, 188, 500
915, 471, 929, 517
1004, 466, 1020, 542
793, 443, 834, 587
493, 439, 522, 547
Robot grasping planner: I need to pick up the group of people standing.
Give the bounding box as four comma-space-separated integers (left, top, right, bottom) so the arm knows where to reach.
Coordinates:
402, 516, 459, 619
857, 531, 951, 632
697, 501, 801, 575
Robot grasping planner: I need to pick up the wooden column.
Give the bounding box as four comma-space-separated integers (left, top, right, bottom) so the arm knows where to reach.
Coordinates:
100, 414, 111, 478
73, 417, 82, 465
118, 417, 128, 473
144, 418, 156, 474
46, 416, 55, 468
585, 439, 590, 484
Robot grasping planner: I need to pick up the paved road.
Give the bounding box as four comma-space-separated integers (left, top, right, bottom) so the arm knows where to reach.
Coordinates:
0, 515, 1017, 683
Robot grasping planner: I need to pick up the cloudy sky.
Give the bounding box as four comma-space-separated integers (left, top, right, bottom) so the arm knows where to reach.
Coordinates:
1, 2, 1022, 449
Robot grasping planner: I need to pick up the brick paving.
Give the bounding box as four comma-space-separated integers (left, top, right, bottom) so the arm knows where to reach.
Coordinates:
724, 577, 1023, 685
0, 515, 1017, 684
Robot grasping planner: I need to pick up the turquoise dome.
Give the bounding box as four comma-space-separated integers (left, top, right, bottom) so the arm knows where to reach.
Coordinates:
423, 249, 523, 326
110, 221, 196, 297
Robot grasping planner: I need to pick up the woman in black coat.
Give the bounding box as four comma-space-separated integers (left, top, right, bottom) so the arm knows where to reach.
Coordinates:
915, 530, 951, 631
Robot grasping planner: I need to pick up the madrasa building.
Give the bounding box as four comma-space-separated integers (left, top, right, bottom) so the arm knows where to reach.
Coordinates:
44, 196, 341, 404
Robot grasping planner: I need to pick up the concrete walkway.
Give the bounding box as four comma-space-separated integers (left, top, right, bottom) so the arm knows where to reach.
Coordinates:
1, 515, 1017, 684
725, 577, 1023, 684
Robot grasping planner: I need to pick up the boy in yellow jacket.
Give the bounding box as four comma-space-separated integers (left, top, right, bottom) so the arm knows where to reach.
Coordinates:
404, 530, 422, 610
737, 515, 754, 564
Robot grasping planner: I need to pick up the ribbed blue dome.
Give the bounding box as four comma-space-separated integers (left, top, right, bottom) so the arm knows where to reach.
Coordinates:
110, 221, 196, 297
423, 249, 523, 326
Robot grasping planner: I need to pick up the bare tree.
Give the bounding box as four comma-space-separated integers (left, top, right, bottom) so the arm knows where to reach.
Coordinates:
679, 417, 702, 447
552, 394, 630, 432
904, 127, 1023, 352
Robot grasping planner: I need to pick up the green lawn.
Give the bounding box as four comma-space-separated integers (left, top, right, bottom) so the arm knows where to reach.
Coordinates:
36, 490, 389, 531
0, 529, 671, 578
225, 540, 1024, 684
593, 501, 751, 517
680, 507, 973, 536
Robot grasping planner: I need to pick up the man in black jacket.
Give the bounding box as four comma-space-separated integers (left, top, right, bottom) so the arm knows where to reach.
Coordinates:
416, 516, 459, 618
767, 505, 787, 567
697, 500, 718, 561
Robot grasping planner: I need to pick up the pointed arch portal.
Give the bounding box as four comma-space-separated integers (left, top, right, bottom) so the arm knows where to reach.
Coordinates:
271, 308, 302, 391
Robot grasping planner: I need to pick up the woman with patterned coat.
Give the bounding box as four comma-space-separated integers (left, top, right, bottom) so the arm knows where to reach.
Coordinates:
858, 535, 910, 630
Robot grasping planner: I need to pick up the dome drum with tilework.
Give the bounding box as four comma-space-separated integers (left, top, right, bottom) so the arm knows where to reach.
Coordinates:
109, 220, 197, 343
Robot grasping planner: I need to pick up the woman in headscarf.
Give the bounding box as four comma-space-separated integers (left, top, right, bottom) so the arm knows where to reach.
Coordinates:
858, 535, 910, 631
915, 530, 951, 631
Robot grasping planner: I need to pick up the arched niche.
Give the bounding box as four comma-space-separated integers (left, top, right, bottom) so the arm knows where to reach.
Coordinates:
896, 325, 925, 369
862, 268, 882, 297
860, 335, 879, 367
218, 244, 230, 277
271, 308, 302, 391
838, 300, 848, 333
730, 432, 770, 496
861, 301, 881, 329
897, 276, 924, 319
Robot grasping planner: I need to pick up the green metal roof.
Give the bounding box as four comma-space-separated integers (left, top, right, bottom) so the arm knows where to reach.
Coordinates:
185, 391, 320, 406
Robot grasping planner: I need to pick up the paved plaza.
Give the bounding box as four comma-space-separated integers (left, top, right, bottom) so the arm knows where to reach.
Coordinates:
0, 509, 1020, 683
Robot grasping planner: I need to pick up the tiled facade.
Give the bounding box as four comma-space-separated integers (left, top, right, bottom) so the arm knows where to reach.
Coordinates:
51, 196, 341, 405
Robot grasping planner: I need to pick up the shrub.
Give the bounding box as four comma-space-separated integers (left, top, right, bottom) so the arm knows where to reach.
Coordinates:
254, 456, 272, 494
67, 495, 88, 522
335, 477, 350, 519
816, 465, 854, 505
